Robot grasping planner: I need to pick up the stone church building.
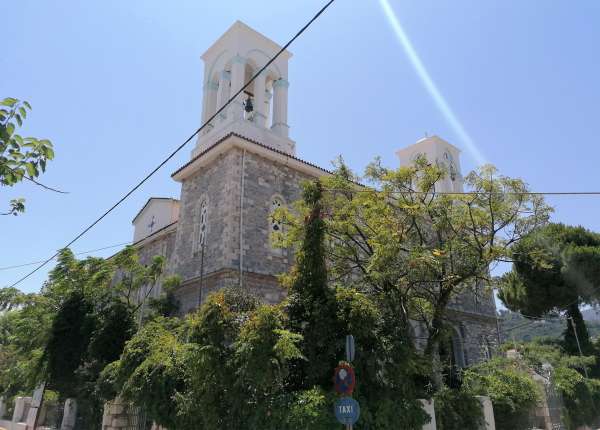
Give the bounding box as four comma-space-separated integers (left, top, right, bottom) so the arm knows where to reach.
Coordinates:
130, 21, 498, 368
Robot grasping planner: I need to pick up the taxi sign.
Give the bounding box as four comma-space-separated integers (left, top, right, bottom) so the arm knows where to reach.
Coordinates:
334, 397, 360, 425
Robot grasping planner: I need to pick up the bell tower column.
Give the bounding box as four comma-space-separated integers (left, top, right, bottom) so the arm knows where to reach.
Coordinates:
229, 54, 246, 121
271, 78, 290, 138
252, 72, 267, 127
202, 81, 219, 124
193, 21, 295, 157
216, 71, 231, 120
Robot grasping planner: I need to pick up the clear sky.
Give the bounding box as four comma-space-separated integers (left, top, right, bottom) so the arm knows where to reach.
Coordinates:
2, 0, 600, 293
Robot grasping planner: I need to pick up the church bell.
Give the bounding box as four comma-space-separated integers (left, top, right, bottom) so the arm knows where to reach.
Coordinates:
244, 95, 254, 113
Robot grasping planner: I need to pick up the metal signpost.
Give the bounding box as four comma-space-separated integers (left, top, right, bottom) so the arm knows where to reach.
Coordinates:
346, 334, 355, 362
334, 334, 360, 429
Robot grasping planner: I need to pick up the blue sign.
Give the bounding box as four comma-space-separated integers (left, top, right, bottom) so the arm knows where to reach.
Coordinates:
334, 397, 360, 425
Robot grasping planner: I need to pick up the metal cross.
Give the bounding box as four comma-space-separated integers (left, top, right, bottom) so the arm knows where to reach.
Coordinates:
148, 215, 156, 232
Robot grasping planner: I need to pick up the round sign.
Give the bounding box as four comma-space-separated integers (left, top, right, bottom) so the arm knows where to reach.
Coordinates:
334, 364, 356, 395
334, 397, 360, 425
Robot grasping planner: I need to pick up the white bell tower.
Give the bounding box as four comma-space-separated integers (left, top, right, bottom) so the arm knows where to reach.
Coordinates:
192, 21, 295, 158
396, 135, 464, 193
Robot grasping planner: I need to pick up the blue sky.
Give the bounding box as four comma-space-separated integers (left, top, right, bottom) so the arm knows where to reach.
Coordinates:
2, 0, 600, 293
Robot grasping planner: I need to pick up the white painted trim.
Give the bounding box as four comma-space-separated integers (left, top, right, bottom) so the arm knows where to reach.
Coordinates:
173, 134, 329, 182
133, 222, 177, 248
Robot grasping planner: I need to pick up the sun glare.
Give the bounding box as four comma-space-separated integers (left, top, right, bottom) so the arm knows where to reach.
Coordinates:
379, 0, 487, 166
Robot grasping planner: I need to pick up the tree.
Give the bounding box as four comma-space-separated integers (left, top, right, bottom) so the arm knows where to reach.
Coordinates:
110, 180, 428, 429
0, 246, 175, 429
283, 180, 341, 390
498, 223, 600, 354
278, 158, 551, 389
503, 340, 600, 430
1, 97, 56, 215
279, 179, 428, 428
463, 357, 540, 430
110, 288, 305, 430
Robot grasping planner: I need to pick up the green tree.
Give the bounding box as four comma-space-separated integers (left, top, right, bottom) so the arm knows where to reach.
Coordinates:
110, 288, 306, 430
278, 158, 551, 389
498, 223, 600, 354
463, 357, 540, 430
503, 340, 600, 430
1, 97, 56, 215
434, 387, 483, 430
284, 180, 342, 390
0, 246, 173, 429
279, 179, 428, 428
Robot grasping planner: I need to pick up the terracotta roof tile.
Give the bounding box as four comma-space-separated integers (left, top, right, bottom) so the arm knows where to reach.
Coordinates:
171, 132, 333, 178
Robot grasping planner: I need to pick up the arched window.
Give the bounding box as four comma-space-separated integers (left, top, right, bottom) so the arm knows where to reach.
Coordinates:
269, 197, 286, 255
194, 200, 208, 255
451, 329, 466, 369
481, 337, 493, 361
199, 200, 208, 246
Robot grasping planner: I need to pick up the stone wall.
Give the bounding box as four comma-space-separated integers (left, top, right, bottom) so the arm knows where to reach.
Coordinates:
448, 284, 496, 317
446, 311, 499, 366
239, 150, 310, 278
174, 268, 286, 314
166, 146, 315, 313
170, 149, 241, 281
101, 399, 141, 430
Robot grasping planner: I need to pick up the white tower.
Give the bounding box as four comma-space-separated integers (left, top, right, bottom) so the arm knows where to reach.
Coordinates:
396, 135, 464, 193
192, 21, 295, 158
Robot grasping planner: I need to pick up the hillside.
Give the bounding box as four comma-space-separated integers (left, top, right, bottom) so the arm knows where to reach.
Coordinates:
499, 310, 600, 342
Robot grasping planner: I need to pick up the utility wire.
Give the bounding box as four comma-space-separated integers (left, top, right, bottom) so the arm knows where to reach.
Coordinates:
4, 0, 336, 289
0, 242, 130, 271
322, 187, 600, 196
4, 165, 69, 194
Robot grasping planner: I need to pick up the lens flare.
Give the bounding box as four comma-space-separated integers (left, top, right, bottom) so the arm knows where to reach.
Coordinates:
379, 0, 487, 166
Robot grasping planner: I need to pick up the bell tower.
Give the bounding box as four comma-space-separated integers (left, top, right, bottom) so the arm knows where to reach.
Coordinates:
396, 135, 464, 193
193, 21, 295, 158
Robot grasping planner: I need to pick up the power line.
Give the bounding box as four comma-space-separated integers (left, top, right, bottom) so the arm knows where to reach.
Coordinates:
0, 242, 130, 271
4, 0, 336, 290
322, 187, 600, 196
4, 165, 68, 194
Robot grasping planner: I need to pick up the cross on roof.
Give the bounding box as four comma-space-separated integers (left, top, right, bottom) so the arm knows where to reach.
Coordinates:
148, 215, 156, 232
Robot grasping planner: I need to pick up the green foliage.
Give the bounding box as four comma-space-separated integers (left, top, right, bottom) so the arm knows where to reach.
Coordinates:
499, 223, 600, 354
44, 291, 96, 397
285, 388, 338, 429
148, 275, 181, 317
0, 246, 165, 430
112, 288, 308, 430
507, 340, 600, 429
276, 159, 551, 390
114, 317, 186, 429
463, 358, 539, 430
0, 97, 55, 215
285, 180, 342, 390
434, 387, 484, 430
499, 309, 600, 342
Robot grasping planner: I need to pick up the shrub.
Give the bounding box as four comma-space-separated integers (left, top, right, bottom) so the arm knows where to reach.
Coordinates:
434, 387, 483, 430
463, 358, 539, 430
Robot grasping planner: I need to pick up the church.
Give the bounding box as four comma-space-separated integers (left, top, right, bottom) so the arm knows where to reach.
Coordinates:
129, 21, 498, 368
